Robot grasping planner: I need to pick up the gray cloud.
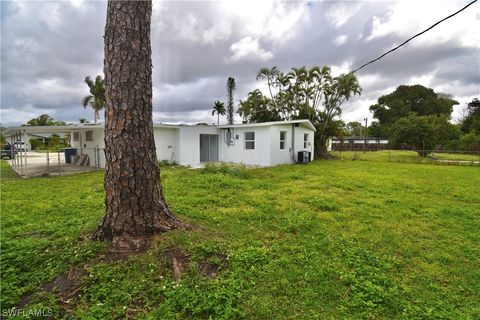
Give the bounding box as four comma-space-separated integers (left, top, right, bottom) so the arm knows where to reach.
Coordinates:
1, 0, 478, 126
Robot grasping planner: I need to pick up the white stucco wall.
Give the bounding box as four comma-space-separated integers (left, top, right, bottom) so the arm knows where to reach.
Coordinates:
293, 125, 314, 161
269, 124, 294, 166
269, 124, 314, 165
219, 126, 272, 166
176, 125, 219, 166
69, 127, 105, 167
153, 127, 178, 163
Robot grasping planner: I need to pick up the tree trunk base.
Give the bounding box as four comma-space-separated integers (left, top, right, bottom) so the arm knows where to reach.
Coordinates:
92, 216, 187, 252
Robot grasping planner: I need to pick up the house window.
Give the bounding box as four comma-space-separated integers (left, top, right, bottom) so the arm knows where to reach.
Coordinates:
304, 133, 309, 149
244, 132, 255, 150
73, 132, 80, 141
280, 131, 286, 150
85, 131, 93, 141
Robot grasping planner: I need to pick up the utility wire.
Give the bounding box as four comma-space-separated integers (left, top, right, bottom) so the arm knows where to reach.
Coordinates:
349, 0, 478, 75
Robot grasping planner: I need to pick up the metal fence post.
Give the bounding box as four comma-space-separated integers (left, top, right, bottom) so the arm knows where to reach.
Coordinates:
97, 146, 101, 170
23, 130, 28, 175
58, 150, 61, 175
46, 148, 50, 175
18, 132, 24, 176
94, 146, 98, 169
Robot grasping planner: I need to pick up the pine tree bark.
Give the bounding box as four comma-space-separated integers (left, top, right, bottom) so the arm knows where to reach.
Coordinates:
94, 0, 180, 250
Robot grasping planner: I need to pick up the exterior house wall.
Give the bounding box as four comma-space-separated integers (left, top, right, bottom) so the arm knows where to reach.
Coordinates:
293, 125, 314, 160
70, 127, 105, 167
269, 124, 294, 165
219, 126, 272, 166
268, 124, 314, 165
177, 125, 219, 166
153, 127, 178, 163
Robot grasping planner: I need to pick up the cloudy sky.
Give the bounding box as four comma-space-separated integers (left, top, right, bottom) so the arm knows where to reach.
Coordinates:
1, 0, 479, 127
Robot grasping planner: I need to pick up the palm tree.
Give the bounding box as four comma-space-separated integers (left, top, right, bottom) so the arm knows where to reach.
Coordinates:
25, 114, 55, 126
82, 75, 105, 123
212, 101, 226, 125
256, 66, 280, 107
226, 77, 236, 125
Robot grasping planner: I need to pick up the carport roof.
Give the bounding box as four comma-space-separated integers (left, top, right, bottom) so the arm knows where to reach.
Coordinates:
218, 119, 316, 131
3, 123, 181, 135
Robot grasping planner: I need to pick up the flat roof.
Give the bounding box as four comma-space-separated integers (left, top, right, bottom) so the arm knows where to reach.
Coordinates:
218, 119, 316, 131
4, 119, 316, 135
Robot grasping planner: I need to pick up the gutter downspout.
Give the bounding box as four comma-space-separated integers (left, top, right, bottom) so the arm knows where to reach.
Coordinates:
291, 123, 296, 163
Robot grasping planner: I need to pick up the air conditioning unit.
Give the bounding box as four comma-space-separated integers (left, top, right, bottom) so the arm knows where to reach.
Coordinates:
297, 151, 311, 163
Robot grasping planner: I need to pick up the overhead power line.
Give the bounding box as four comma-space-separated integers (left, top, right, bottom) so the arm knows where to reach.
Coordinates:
349, 0, 478, 75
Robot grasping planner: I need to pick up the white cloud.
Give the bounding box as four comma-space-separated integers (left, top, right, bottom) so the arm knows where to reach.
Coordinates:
228, 37, 274, 62
220, 0, 307, 43
334, 35, 348, 46
325, 2, 362, 28
367, 0, 479, 47
0, 104, 56, 126
331, 61, 353, 75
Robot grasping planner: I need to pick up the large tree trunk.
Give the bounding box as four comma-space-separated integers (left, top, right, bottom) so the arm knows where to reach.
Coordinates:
94, 0, 180, 250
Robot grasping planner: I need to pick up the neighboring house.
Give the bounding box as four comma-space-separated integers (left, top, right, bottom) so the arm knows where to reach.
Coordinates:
3, 131, 68, 151
328, 136, 389, 151
6, 120, 315, 168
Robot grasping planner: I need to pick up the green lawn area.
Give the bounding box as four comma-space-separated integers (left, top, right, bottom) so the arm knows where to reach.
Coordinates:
1, 158, 479, 319
331, 150, 480, 164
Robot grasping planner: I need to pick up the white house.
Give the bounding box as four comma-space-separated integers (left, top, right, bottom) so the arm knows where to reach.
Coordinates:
68, 119, 315, 167
4, 119, 315, 169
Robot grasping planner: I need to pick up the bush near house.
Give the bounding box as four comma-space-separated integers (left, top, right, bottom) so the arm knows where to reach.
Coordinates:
1, 159, 479, 319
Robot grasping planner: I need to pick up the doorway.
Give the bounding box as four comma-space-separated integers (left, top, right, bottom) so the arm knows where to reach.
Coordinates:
199, 134, 219, 162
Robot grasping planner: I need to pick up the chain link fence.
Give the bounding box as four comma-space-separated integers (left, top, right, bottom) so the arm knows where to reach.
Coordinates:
3, 147, 105, 178
330, 149, 480, 166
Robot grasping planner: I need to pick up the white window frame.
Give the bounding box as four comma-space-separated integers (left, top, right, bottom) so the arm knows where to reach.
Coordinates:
280, 131, 286, 150
85, 130, 94, 141
73, 132, 80, 141
304, 133, 309, 149
244, 131, 255, 150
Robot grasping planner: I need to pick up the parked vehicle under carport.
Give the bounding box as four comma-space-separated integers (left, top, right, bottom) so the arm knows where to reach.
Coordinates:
1, 143, 17, 159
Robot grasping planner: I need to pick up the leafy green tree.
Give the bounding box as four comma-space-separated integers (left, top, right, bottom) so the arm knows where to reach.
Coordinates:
239, 65, 361, 155
238, 89, 281, 123
369, 85, 458, 133
388, 114, 459, 155
346, 121, 365, 136
24, 114, 65, 126
82, 75, 105, 124
212, 101, 226, 125
226, 77, 236, 125
79, 118, 90, 124
460, 98, 480, 134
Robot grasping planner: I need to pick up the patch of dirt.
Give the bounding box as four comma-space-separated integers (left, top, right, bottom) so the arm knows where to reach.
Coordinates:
42, 267, 87, 299
198, 254, 228, 278
163, 247, 190, 281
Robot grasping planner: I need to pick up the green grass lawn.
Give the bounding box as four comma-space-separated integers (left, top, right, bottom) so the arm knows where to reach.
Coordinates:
1, 159, 479, 319
331, 150, 480, 164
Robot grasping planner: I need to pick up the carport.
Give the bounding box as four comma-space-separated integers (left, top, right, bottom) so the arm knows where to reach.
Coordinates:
3, 126, 103, 178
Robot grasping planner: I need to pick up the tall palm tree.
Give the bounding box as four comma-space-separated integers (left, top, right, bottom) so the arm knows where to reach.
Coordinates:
226, 77, 236, 125
212, 101, 226, 125
82, 75, 105, 123
256, 66, 280, 107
